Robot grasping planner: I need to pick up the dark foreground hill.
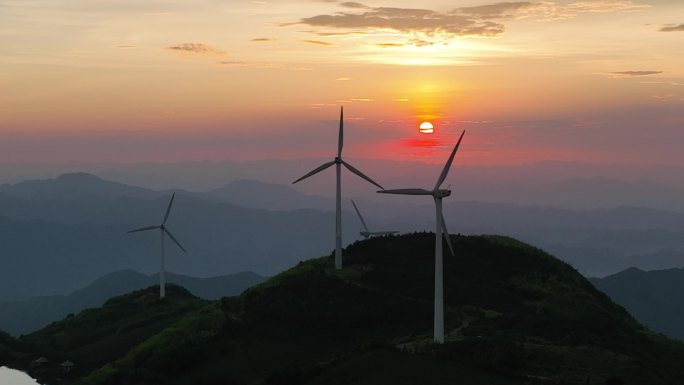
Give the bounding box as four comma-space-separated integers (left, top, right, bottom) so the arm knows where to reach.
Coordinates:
14, 234, 684, 385
0, 269, 265, 336
17, 285, 207, 383
590, 267, 684, 341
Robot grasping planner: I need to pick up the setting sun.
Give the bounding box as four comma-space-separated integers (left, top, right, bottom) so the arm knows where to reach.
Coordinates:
419, 122, 434, 134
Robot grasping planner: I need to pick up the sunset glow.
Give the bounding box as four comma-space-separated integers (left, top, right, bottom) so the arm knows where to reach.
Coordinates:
0, 0, 682, 166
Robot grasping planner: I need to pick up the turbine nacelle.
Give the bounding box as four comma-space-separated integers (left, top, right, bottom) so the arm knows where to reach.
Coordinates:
433, 189, 451, 198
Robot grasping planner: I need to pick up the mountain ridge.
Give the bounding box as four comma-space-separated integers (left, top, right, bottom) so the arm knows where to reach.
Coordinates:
15, 234, 683, 385
590, 266, 684, 341
0, 269, 266, 336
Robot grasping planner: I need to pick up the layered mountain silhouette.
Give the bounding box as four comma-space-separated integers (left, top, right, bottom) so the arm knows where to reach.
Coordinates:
5, 234, 684, 385
208, 179, 333, 211
3, 172, 684, 305
591, 267, 684, 341
0, 269, 265, 336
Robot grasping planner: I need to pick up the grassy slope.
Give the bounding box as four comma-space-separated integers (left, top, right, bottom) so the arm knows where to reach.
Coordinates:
57, 234, 684, 384
21, 284, 207, 382
0, 329, 31, 368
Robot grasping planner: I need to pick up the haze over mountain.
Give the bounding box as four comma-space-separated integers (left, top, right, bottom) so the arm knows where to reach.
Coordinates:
0, 269, 265, 336
591, 267, 684, 341
207, 179, 332, 211
2, 172, 684, 304
3, 160, 684, 211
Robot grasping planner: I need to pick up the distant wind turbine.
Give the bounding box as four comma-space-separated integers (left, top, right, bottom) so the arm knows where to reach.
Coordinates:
293, 107, 384, 269
127, 193, 186, 299
377, 130, 465, 343
350, 199, 398, 239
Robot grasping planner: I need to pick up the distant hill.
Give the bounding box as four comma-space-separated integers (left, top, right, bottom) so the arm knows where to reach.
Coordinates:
590, 267, 684, 341
0, 193, 348, 302
5, 172, 684, 303
0, 172, 162, 201
17, 234, 684, 385
208, 179, 332, 210
0, 269, 265, 336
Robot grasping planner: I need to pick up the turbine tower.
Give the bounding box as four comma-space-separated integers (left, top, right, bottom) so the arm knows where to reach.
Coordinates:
377, 130, 465, 343
127, 192, 186, 299
350, 199, 398, 239
293, 107, 383, 269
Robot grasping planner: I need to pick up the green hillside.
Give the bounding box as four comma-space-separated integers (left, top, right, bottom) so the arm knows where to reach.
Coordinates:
0, 329, 30, 367
21, 284, 207, 383
20, 234, 684, 384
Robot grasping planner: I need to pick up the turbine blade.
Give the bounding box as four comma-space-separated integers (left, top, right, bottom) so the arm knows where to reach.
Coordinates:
441, 212, 455, 257
434, 130, 466, 190
377, 188, 432, 195
350, 199, 370, 233
338, 106, 344, 157
341, 160, 384, 190
292, 161, 336, 184
127, 225, 160, 233
163, 193, 176, 225
164, 228, 186, 253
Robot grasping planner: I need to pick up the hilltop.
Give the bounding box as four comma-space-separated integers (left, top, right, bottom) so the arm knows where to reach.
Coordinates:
19, 285, 207, 384
16, 233, 683, 385
0, 269, 265, 336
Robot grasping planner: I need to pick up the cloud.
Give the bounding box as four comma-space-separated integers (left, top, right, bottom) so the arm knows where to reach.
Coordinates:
166, 43, 226, 55
659, 24, 684, 32
563, 1, 649, 13
377, 43, 405, 48
455, 2, 540, 19
289, 7, 506, 38
336, 98, 373, 102
219, 60, 250, 66
641, 80, 684, 86
340, 2, 367, 8
251, 38, 276, 42
609, 70, 663, 77
651, 94, 677, 99
116, 45, 135, 49
302, 39, 335, 46
310, 31, 369, 37
219, 60, 283, 69
286, 1, 650, 47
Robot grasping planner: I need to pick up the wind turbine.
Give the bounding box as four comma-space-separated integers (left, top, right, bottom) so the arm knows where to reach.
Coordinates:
350, 199, 398, 239
127, 193, 186, 299
293, 106, 383, 269
377, 130, 465, 343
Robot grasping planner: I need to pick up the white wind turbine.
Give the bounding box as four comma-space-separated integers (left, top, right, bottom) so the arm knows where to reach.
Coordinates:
127, 192, 186, 299
350, 199, 398, 239
293, 106, 384, 269
377, 130, 465, 343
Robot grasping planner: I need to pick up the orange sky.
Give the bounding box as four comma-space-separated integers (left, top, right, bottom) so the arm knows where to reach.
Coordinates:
1, 0, 683, 165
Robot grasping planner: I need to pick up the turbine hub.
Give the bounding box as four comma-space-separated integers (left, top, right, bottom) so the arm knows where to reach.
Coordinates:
334, 156, 342, 164
434, 189, 451, 198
